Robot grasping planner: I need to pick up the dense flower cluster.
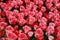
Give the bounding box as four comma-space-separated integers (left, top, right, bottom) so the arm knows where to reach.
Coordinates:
0, 0, 60, 40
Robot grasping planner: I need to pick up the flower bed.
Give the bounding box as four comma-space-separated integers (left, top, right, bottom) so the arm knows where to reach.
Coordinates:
0, 0, 60, 40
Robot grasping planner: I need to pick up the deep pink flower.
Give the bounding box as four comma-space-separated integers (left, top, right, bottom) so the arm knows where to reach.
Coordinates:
6, 30, 18, 40
18, 32, 28, 40
36, 11, 42, 19
28, 31, 33, 37
34, 25, 39, 30
19, 18, 26, 26
23, 25, 31, 33
46, 23, 55, 35
48, 35, 54, 40
5, 26, 14, 31
28, 16, 36, 25
40, 6, 46, 13
35, 28, 43, 39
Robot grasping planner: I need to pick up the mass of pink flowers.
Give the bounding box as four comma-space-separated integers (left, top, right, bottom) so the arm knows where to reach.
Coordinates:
0, 0, 60, 40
